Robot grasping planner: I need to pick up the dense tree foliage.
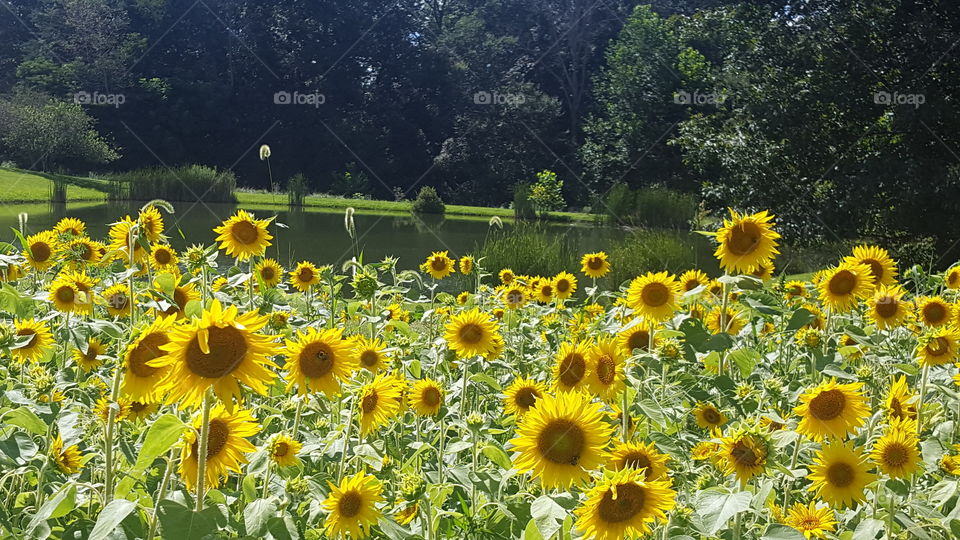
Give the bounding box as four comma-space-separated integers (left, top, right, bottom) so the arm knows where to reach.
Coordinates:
1, 1, 959, 249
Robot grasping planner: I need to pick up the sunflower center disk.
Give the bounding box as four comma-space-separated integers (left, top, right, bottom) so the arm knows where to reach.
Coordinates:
808, 389, 846, 420
875, 296, 897, 318
300, 344, 334, 378
556, 280, 570, 293
826, 462, 855, 487
703, 408, 721, 425
883, 444, 909, 467
628, 331, 649, 351
338, 492, 363, 518
927, 337, 949, 357
622, 452, 651, 472
727, 224, 760, 256
828, 270, 856, 295
641, 283, 669, 307
559, 354, 586, 386
361, 392, 379, 414
537, 420, 585, 465
129, 333, 168, 377
588, 257, 603, 270
31, 242, 52, 262
430, 258, 447, 271
422, 388, 441, 407
261, 267, 275, 280
731, 441, 759, 466
360, 350, 379, 367
298, 269, 313, 282
597, 483, 646, 524
156, 250, 171, 265
863, 259, 883, 281
515, 388, 539, 408
458, 323, 484, 345
924, 303, 947, 324
596, 356, 615, 385
186, 326, 248, 378
274, 442, 289, 457
230, 220, 260, 245
56, 287, 75, 303
196, 419, 229, 459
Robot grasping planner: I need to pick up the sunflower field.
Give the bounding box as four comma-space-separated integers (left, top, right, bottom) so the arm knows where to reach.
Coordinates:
1, 204, 960, 539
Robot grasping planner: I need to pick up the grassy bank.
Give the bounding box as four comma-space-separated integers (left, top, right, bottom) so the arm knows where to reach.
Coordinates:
0, 168, 106, 202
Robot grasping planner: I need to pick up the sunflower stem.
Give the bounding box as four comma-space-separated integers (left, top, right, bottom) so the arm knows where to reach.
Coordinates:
458, 356, 472, 435
917, 363, 930, 430
291, 398, 305, 439
337, 396, 356, 483
103, 362, 124, 504
719, 279, 729, 376
621, 384, 630, 443
148, 449, 177, 539
195, 389, 214, 512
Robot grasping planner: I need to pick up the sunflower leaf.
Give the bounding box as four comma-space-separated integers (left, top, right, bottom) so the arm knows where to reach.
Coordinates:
693, 487, 751, 535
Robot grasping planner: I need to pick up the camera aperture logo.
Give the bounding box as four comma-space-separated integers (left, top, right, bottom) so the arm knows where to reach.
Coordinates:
874, 91, 924, 109
274, 90, 325, 108
673, 89, 726, 106
74, 91, 125, 108
473, 91, 526, 106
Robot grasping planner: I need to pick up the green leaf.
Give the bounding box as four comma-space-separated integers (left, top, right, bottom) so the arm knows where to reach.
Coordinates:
135, 414, 186, 470
729, 348, 760, 378
244, 498, 278, 537
523, 518, 545, 540
761, 524, 805, 540
156, 500, 222, 539
26, 484, 76, 538
694, 487, 751, 535
266, 515, 300, 540
481, 444, 512, 469
786, 308, 815, 331
531, 495, 568, 540
2, 407, 47, 436
852, 518, 883, 540
90, 499, 138, 540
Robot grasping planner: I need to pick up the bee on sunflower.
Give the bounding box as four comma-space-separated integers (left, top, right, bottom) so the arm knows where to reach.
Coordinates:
284, 327, 357, 398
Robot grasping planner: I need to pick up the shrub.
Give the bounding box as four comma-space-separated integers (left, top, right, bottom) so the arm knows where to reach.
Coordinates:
606, 230, 717, 286
529, 169, 564, 216
329, 168, 370, 196
477, 225, 575, 277
512, 183, 536, 221
109, 164, 236, 202
287, 173, 309, 207
412, 186, 446, 214
601, 184, 697, 229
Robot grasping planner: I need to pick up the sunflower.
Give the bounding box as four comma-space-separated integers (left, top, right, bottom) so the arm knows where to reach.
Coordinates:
866, 285, 909, 330
289, 261, 321, 292
255, 258, 283, 288
213, 210, 272, 261
459, 255, 475, 275
358, 373, 403, 436
179, 404, 260, 491
51, 435, 84, 474
444, 308, 500, 358
870, 426, 920, 478
355, 336, 388, 373
53, 217, 86, 237
553, 272, 578, 300
499, 268, 516, 284
153, 300, 280, 409
500, 284, 528, 309
11, 318, 53, 363
749, 262, 775, 281
844, 245, 897, 287
553, 340, 591, 393
0, 264, 23, 282
679, 269, 709, 293
817, 262, 875, 312
48, 276, 82, 314
573, 468, 676, 540
23, 230, 58, 271
323, 471, 384, 539
268, 434, 303, 467
73, 337, 106, 371
783, 501, 837, 539
916, 327, 960, 367
394, 503, 419, 526
586, 337, 624, 400
62, 237, 102, 268
409, 379, 444, 416
100, 283, 132, 318
509, 391, 613, 488
617, 320, 654, 355
155, 276, 200, 318
705, 305, 746, 335
608, 441, 669, 480
422, 251, 455, 280
456, 291, 470, 305
691, 441, 720, 462
94, 396, 130, 423
946, 266, 960, 290
693, 403, 727, 430
783, 280, 809, 300
149, 244, 179, 272
120, 315, 178, 402
503, 377, 547, 416
626, 272, 680, 322
718, 429, 769, 484
713, 209, 780, 274
107, 216, 148, 265
532, 278, 556, 304
138, 205, 165, 243
885, 375, 917, 421
580, 252, 611, 279
794, 379, 869, 440
284, 327, 357, 397
807, 441, 876, 508
915, 296, 952, 327
384, 303, 410, 323
128, 401, 160, 422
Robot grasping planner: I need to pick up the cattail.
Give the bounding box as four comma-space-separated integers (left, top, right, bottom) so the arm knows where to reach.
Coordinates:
259, 144, 271, 160
344, 207, 356, 239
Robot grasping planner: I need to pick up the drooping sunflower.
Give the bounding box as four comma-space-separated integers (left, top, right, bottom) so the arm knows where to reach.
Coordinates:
100, 283, 132, 318
509, 391, 613, 488
783, 501, 837, 539
617, 320, 654, 355
499, 284, 528, 309
213, 210, 273, 261
749, 262, 775, 281
179, 404, 260, 491
254, 258, 284, 288
422, 251, 455, 280
358, 373, 403, 436
51, 435, 84, 474
817, 262, 875, 313
807, 441, 877, 508
553, 272, 578, 300
268, 434, 303, 467
679, 269, 710, 293
503, 377, 547, 416
456, 291, 470, 305
626, 272, 680, 322
409, 379, 444, 416
149, 244, 179, 272
693, 403, 727, 431
127, 401, 160, 422
794, 379, 870, 440
107, 216, 148, 265
284, 327, 357, 397
945, 266, 960, 290
444, 308, 500, 358
885, 375, 917, 421
713, 209, 780, 274
608, 441, 670, 480
573, 468, 676, 540
289, 261, 321, 292
915, 296, 952, 327
718, 429, 769, 485
866, 285, 910, 330
120, 315, 178, 402
844, 245, 897, 287
354, 336, 388, 373
94, 396, 130, 423
138, 205, 165, 243
459, 255, 475, 275
154, 300, 280, 409
53, 217, 86, 237
580, 252, 611, 279
73, 337, 107, 371
23, 230, 58, 271
586, 337, 624, 400
870, 426, 920, 478
705, 305, 746, 335
916, 327, 960, 367
323, 471, 384, 539
12, 318, 53, 363
552, 340, 591, 393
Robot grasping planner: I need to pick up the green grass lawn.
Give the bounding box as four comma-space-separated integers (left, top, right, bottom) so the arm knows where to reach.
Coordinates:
0, 168, 107, 202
